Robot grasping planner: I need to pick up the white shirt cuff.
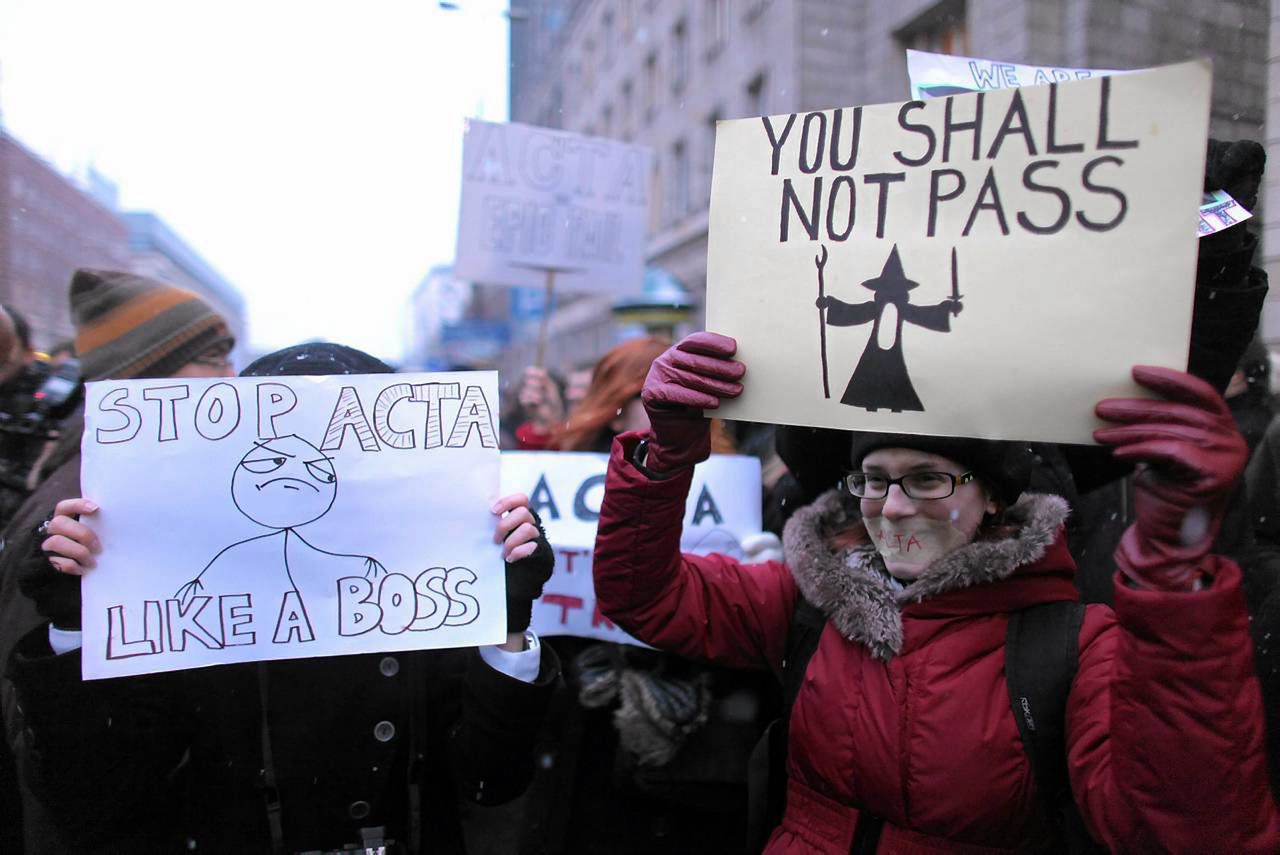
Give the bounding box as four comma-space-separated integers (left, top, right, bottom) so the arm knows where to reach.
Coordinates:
48, 625, 83, 656
478, 630, 541, 683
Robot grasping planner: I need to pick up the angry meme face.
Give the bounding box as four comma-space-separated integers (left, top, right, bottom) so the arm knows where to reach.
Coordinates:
231, 434, 338, 529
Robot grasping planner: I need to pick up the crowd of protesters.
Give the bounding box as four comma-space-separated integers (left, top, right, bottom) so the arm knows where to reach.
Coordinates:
0, 137, 1277, 853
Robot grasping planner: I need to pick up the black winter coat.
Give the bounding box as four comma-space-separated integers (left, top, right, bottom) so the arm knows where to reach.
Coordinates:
2, 455, 560, 854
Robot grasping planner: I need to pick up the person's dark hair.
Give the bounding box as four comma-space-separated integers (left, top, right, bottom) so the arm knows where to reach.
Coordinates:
3, 304, 32, 351
241, 342, 393, 377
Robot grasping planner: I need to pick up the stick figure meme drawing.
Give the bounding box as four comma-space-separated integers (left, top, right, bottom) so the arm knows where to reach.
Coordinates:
814, 243, 964, 413
173, 434, 387, 635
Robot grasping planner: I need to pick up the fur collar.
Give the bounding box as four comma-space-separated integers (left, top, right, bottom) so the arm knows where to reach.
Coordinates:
783, 491, 1070, 660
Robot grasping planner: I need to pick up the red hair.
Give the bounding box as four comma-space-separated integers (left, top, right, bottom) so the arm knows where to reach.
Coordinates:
553, 335, 735, 454
554, 336, 672, 451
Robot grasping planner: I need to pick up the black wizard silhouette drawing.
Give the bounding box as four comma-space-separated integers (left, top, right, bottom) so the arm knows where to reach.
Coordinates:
814, 243, 963, 412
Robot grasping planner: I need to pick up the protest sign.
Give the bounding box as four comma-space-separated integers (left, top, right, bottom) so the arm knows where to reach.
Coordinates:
907, 49, 1248, 238
905, 48, 1124, 100
79, 372, 505, 679
1199, 189, 1254, 236
705, 61, 1210, 444
501, 451, 762, 646
454, 119, 652, 295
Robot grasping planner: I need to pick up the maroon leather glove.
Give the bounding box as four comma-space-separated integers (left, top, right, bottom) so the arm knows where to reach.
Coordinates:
1094, 365, 1248, 591
639, 332, 745, 473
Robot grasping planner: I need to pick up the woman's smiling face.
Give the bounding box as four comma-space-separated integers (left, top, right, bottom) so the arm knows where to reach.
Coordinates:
231, 435, 338, 529
858, 447, 996, 581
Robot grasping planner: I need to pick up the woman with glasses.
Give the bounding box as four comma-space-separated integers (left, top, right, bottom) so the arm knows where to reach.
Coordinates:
591, 331, 1278, 852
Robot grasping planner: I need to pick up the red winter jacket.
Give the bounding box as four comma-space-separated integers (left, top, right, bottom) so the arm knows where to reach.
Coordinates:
593, 433, 1280, 854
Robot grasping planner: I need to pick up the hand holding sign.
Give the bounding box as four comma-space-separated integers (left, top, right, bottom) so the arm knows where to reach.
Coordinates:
640, 332, 745, 473
22, 498, 101, 631
494, 494, 554, 634
1095, 366, 1247, 592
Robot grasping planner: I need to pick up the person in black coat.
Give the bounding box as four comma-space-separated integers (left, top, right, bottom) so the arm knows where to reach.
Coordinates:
1, 278, 560, 854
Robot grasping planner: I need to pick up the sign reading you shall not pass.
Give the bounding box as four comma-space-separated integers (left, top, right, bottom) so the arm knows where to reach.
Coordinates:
80, 372, 504, 679
706, 61, 1211, 444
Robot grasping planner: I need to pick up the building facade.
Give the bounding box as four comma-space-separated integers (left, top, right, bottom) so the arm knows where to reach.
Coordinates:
0, 130, 249, 360
0, 131, 131, 349
510, 0, 1268, 365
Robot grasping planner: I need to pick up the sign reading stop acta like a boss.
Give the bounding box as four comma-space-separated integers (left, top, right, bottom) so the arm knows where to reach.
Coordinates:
80, 372, 505, 680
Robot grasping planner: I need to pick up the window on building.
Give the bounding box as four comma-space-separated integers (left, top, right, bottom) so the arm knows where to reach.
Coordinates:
643, 52, 659, 123
650, 155, 663, 233
602, 9, 615, 67
670, 138, 690, 221
621, 79, 635, 141
744, 0, 771, 23
897, 0, 968, 56
621, 0, 634, 37
704, 0, 729, 57
602, 104, 614, 137
582, 39, 597, 91
745, 72, 767, 118
672, 17, 689, 93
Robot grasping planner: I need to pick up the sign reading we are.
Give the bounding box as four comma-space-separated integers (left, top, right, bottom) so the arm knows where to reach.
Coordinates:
706, 61, 1211, 444
80, 372, 505, 680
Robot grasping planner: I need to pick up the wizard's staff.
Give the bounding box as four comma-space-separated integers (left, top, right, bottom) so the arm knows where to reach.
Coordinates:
816, 244, 831, 399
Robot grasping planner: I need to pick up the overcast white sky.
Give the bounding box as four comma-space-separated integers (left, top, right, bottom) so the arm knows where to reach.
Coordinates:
0, 0, 511, 363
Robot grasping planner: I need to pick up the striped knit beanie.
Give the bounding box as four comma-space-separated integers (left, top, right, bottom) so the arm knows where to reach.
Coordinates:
70, 269, 234, 381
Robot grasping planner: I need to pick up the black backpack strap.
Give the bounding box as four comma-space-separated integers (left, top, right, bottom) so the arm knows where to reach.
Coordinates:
782, 596, 828, 710
1006, 600, 1105, 853
746, 594, 828, 853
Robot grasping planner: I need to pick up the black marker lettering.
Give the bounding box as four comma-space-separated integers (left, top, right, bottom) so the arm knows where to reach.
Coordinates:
1017, 160, 1071, 234
829, 107, 862, 171
862, 172, 905, 239
927, 169, 966, 237
780, 177, 821, 241
894, 101, 935, 167
761, 113, 797, 175
799, 111, 827, 174
962, 167, 1010, 236
1045, 83, 1084, 154
143, 385, 190, 442
1076, 155, 1128, 231
96, 387, 142, 444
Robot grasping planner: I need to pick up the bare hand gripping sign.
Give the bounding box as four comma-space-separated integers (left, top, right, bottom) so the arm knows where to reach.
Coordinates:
705, 61, 1211, 443
79, 372, 504, 679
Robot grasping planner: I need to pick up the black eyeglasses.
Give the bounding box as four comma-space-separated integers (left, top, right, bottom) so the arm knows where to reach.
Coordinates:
844, 470, 977, 500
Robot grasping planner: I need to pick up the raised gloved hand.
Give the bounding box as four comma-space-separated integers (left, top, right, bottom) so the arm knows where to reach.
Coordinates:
1094, 366, 1247, 591
1202, 138, 1265, 255
20, 498, 101, 631
493, 494, 554, 633
639, 332, 745, 473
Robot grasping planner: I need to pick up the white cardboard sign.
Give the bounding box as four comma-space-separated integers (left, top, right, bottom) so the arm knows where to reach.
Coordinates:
905, 48, 1125, 101
454, 119, 652, 294
705, 61, 1210, 445
80, 372, 505, 679
501, 452, 762, 646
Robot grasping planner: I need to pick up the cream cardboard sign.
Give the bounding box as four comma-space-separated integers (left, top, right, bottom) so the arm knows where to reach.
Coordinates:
705, 61, 1210, 444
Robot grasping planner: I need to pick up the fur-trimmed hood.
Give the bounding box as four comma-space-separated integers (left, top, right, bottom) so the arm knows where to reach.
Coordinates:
783, 490, 1071, 660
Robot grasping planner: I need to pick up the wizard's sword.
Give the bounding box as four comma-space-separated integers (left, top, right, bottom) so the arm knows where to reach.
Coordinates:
950, 247, 963, 301
816, 245, 831, 399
